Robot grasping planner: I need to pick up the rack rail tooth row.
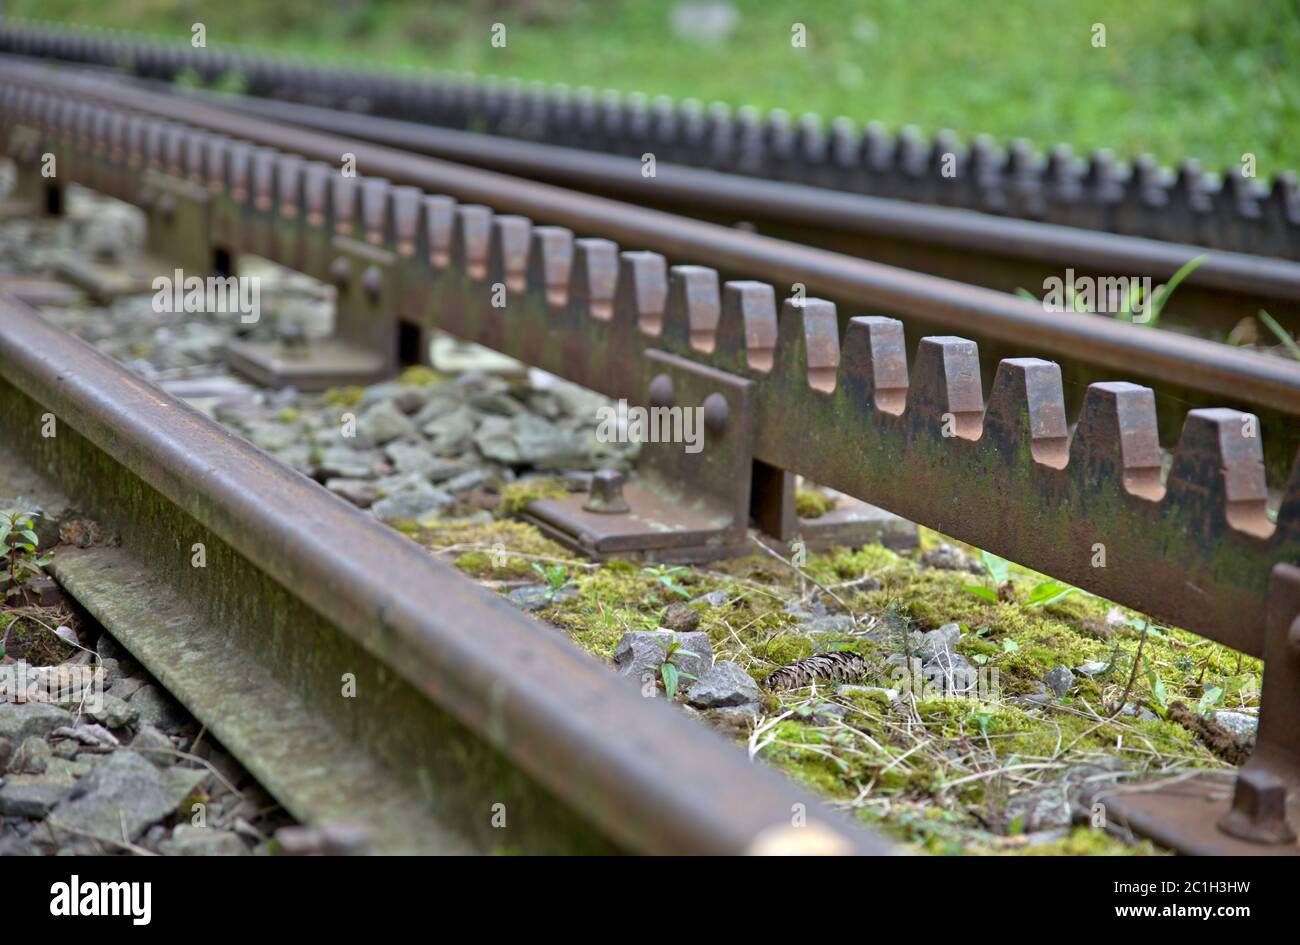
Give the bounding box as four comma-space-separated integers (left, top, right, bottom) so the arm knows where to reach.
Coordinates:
2, 63, 1298, 855
1, 19, 1298, 260
5, 55, 1300, 462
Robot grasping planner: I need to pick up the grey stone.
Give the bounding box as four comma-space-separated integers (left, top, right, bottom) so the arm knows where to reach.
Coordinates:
158, 825, 250, 856
325, 477, 380, 508
130, 725, 176, 767
708, 702, 760, 722
505, 584, 576, 611
370, 483, 452, 521
442, 468, 490, 494
49, 751, 206, 844
920, 543, 983, 574
0, 703, 74, 743
613, 630, 713, 684
1213, 710, 1258, 741
107, 676, 145, 702
315, 447, 380, 479
128, 684, 189, 733
88, 694, 138, 730
243, 421, 300, 453
1044, 665, 1075, 697
43, 757, 93, 780
0, 774, 75, 817
475, 413, 589, 469
687, 660, 759, 709
662, 602, 700, 633
8, 736, 51, 774
1075, 660, 1110, 676
357, 399, 416, 446
420, 404, 477, 453
384, 439, 444, 477
803, 614, 860, 635
98, 657, 122, 686
922, 650, 977, 696
910, 623, 962, 661
690, 589, 730, 607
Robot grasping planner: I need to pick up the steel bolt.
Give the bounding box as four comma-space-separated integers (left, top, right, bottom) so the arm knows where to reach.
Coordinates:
329, 256, 351, 288
583, 469, 630, 514
1217, 767, 1297, 845
703, 392, 728, 435
648, 373, 674, 409
362, 265, 383, 302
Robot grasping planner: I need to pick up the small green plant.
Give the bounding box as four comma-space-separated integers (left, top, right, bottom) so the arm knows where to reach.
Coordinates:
531, 562, 575, 600
1, 508, 52, 604
961, 549, 1076, 609
1258, 309, 1300, 360
655, 633, 700, 699
961, 550, 1012, 603
1197, 685, 1225, 716
642, 564, 692, 600
1016, 253, 1207, 328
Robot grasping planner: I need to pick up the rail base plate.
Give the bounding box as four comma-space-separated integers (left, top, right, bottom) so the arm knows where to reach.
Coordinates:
223, 336, 391, 391
54, 250, 170, 303
1093, 772, 1300, 856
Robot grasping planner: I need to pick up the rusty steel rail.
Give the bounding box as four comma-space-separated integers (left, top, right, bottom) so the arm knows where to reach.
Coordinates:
2, 56, 1299, 447
3, 56, 1300, 854
56, 69, 1300, 343
0, 294, 890, 855
2, 17, 1297, 261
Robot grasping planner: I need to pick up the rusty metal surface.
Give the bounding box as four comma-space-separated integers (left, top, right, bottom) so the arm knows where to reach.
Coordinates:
151, 82, 1300, 335
5, 71, 1295, 657
3, 58, 1299, 422
4, 20, 1298, 262
0, 294, 894, 855
5, 62, 1300, 854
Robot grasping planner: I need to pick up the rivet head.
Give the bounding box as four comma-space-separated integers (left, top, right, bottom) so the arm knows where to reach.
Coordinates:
648, 374, 674, 409
584, 469, 630, 514
362, 265, 383, 302
156, 192, 175, 223
330, 257, 351, 288
703, 392, 728, 435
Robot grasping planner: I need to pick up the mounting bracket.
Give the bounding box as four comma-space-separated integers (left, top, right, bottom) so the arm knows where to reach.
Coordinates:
224, 235, 398, 390
1094, 563, 1300, 855
524, 349, 917, 562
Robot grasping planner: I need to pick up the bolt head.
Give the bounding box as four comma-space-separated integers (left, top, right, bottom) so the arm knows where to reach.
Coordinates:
583, 469, 630, 514
329, 257, 351, 288
362, 265, 383, 301
648, 374, 673, 409
703, 392, 728, 435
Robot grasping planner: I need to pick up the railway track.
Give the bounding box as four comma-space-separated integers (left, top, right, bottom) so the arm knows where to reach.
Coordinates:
0, 294, 891, 856
0, 45, 1299, 856
3, 55, 1299, 489
1, 18, 1297, 264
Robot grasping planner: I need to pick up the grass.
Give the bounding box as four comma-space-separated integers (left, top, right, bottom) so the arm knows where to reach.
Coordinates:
8, 0, 1300, 173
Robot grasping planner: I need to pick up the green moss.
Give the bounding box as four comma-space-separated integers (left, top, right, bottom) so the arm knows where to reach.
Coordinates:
795, 489, 836, 519
399, 365, 446, 387
323, 386, 366, 407
496, 478, 568, 518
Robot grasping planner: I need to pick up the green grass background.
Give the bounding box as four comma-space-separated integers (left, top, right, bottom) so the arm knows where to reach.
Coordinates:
9, 0, 1299, 173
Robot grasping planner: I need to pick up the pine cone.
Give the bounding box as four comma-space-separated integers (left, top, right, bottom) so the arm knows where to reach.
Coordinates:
764, 651, 869, 690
